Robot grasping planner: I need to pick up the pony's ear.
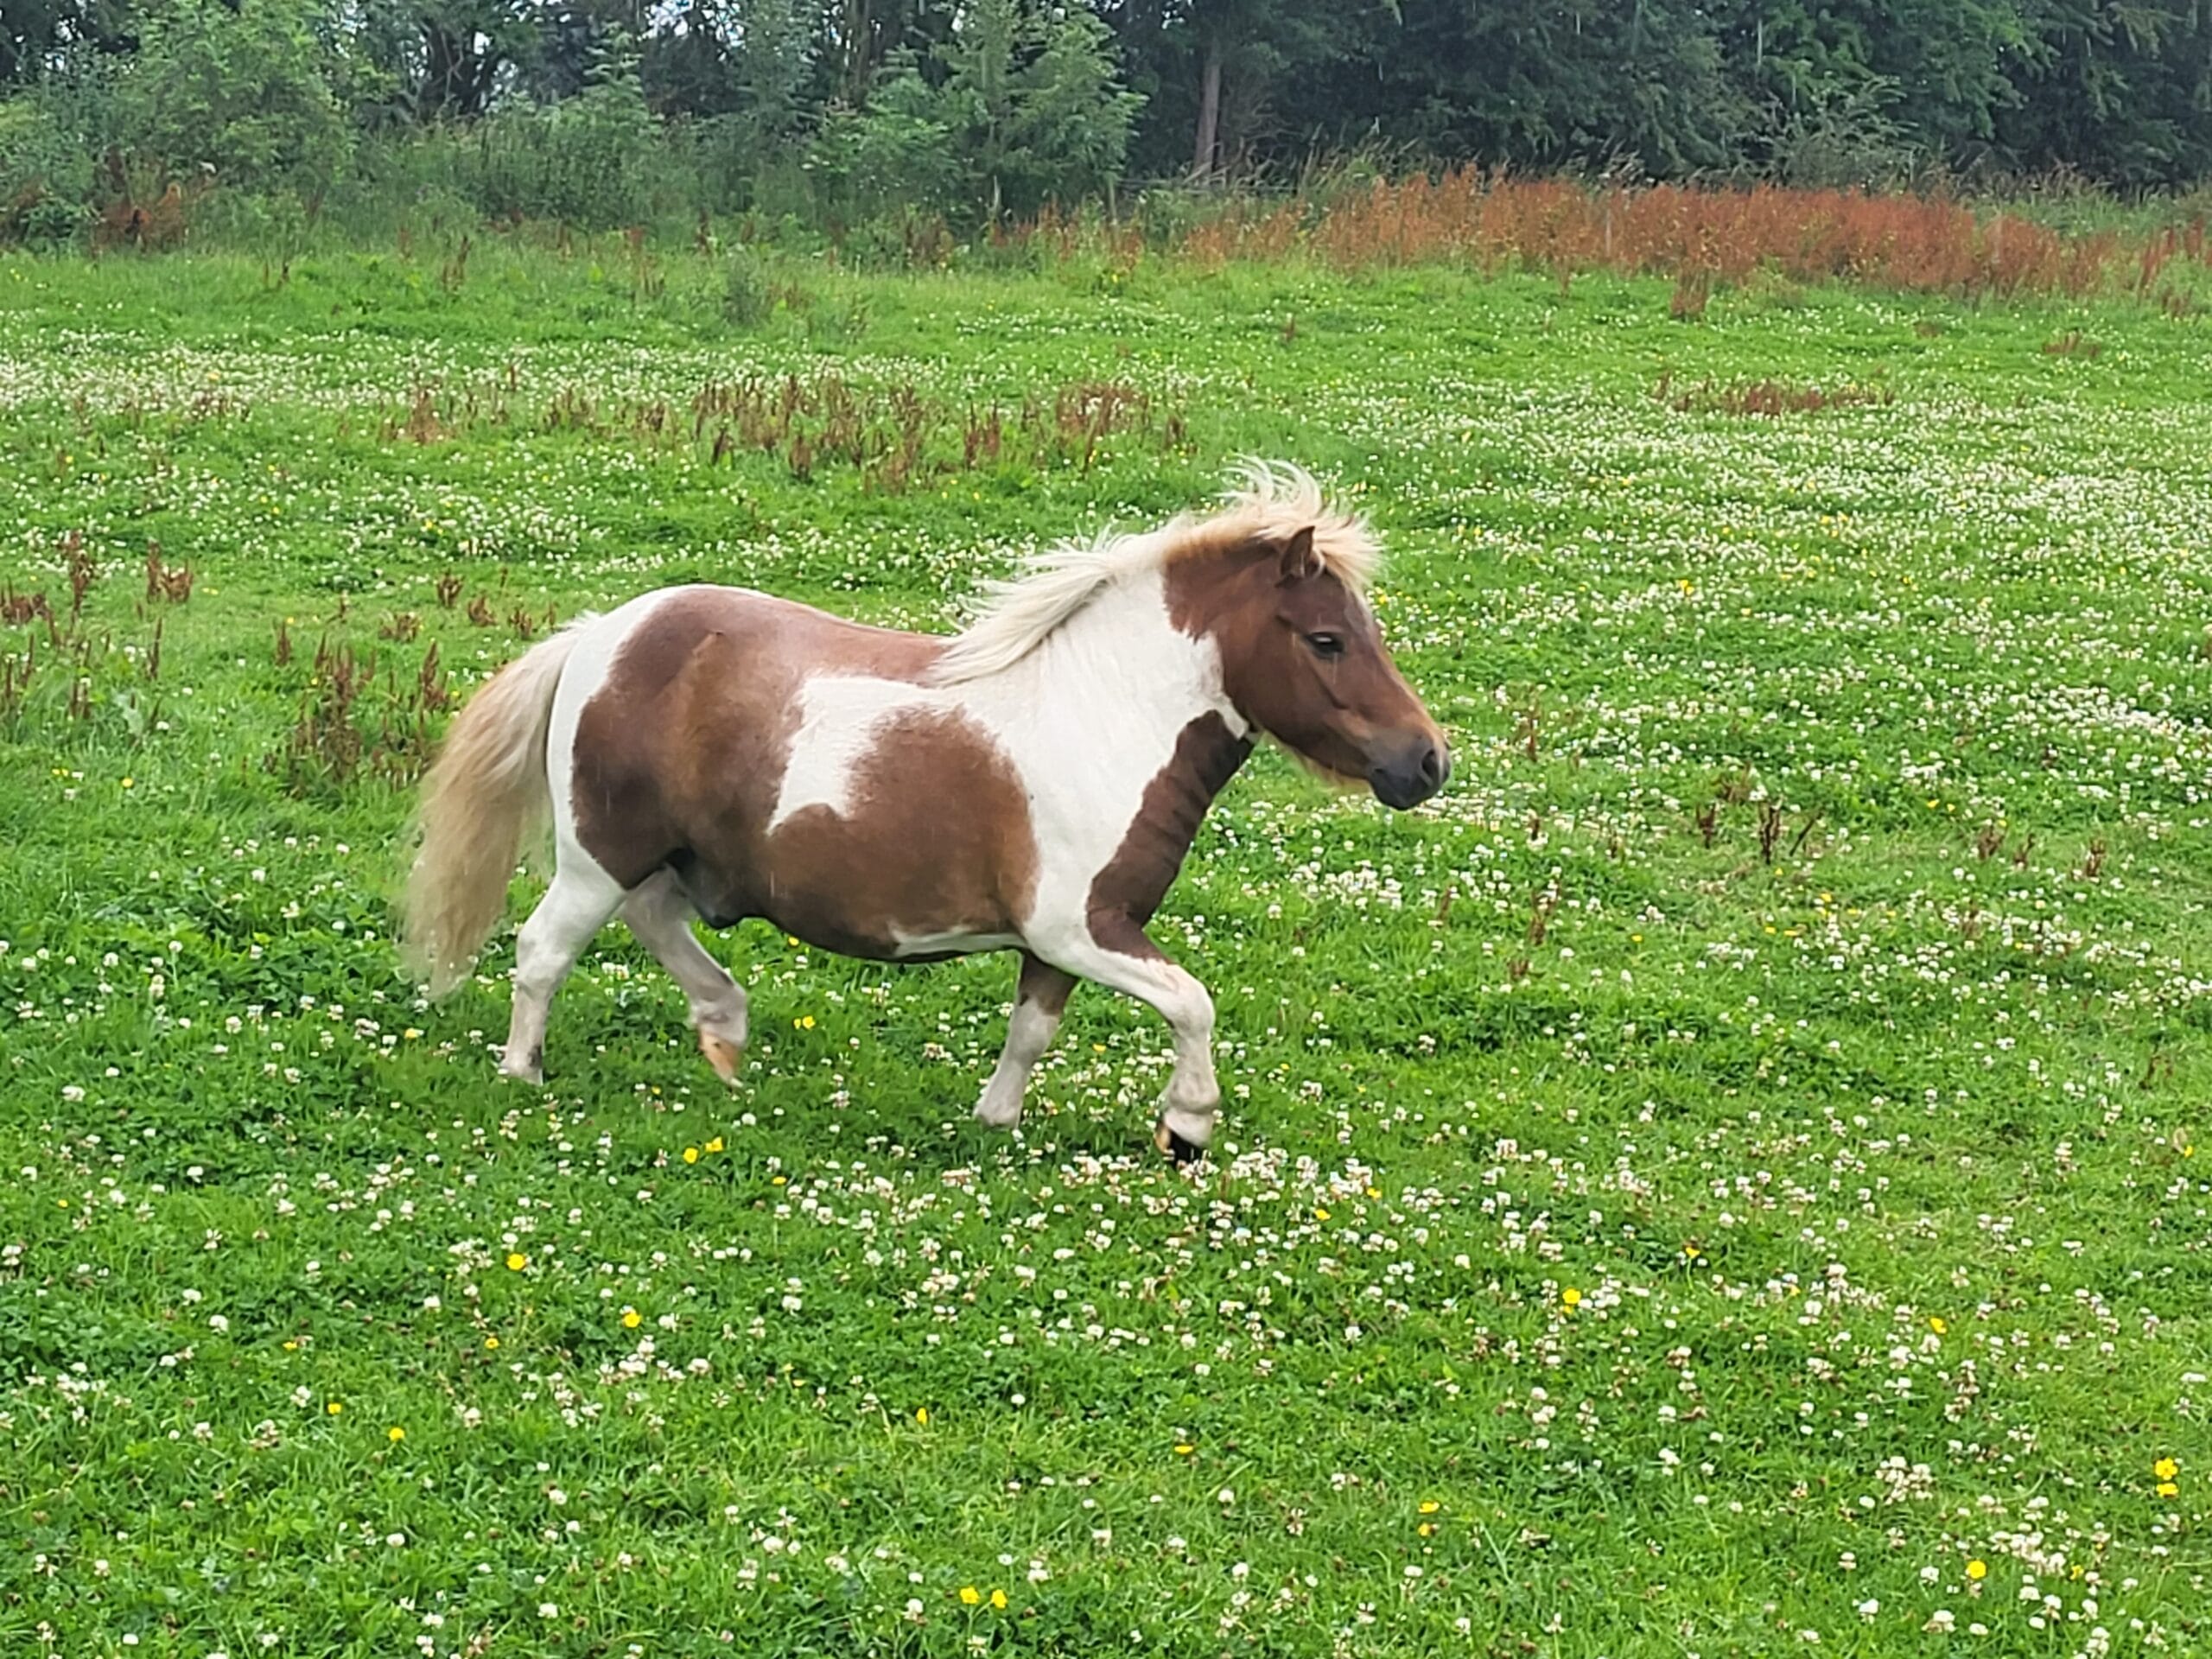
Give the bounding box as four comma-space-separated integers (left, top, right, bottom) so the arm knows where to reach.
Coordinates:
1276, 525, 1322, 585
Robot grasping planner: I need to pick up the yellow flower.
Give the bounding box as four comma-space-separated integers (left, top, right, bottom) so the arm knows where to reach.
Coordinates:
771, 1174, 787, 1186
2158, 1481, 2179, 1497
1173, 1442, 1193, 1455
282, 1339, 298, 1352
705, 1137, 725, 1154
915, 1407, 929, 1425
1418, 1522, 1434, 1537
1418, 1501, 1440, 1515
120, 778, 133, 790
1682, 1243, 1701, 1261
959, 1586, 981, 1606
505, 1252, 527, 1271
989, 1590, 1007, 1610
1313, 1206, 1330, 1222
2155, 1458, 2178, 1481
1561, 1287, 1582, 1308
683, 1147, 700, 1165
326, 1401, 343, 1415
387, 1427, 405, 1443
1966, 1560, 1987, 1581
403, 1027, 423, 1040
484, 1336, 499, 1351
622, 1308, 642, 1330
1929, 1316, 1948, 1335
800, 1014, 817, 1029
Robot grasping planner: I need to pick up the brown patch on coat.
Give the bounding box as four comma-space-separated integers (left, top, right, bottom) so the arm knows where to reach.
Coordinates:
569, 586, 1036, 958
1086, 711, 1252, 956
1017, 952, 1077, 1017
763, 705, 1039, 958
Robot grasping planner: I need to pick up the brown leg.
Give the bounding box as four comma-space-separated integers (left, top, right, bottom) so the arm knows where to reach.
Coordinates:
973, 954, 1077, 1130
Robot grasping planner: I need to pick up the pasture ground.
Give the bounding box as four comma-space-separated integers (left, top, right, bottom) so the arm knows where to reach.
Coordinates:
1, 244, 2209, 1656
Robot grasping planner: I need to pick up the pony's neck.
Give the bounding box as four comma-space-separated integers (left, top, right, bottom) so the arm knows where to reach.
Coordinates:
1000, 567, 1244, 734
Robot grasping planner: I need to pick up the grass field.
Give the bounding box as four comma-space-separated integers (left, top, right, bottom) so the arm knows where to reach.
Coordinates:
2, 239, 2209, 1657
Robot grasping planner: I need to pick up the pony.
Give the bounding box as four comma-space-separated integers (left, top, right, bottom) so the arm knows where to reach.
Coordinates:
401, 463, 1448, 1159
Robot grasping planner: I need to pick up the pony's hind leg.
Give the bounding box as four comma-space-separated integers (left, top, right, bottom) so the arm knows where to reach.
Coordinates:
501, 861, 624, 1084
622, 869, 749, 1085
975, 955, 1076, 1130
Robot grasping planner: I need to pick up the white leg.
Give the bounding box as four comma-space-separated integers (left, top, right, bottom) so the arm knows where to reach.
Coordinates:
1039, 922, 1219, 1157
501, 861, 624, 1084
975, 956, 1075, 1130
622, 870, 749, 1084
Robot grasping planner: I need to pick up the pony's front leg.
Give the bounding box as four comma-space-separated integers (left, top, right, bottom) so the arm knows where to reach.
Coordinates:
975, 955, 1076, 1130
1041, 918, 1220, 1162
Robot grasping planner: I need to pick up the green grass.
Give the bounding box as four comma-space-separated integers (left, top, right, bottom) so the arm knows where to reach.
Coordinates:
2, 238, 2209, 1657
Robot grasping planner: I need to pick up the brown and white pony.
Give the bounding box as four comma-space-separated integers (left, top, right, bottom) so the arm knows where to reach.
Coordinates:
402, 463, 1448, 1158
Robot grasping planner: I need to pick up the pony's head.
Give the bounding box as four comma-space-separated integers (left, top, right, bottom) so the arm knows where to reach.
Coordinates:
931, 461, 1450, 808
1164, 467, 1449, 809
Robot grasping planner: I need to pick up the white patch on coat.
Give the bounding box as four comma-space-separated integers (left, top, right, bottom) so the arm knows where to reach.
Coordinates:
758, 567, 1242, 949
765, 674, 929, 834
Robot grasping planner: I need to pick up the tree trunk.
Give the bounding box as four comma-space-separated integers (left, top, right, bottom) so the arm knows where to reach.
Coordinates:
1192, 39, 1223, 182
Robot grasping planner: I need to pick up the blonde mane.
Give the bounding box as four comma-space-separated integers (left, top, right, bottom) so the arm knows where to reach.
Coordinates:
930, 461, 1381, 685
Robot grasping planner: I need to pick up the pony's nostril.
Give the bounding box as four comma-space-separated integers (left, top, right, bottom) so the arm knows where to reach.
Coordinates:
1419, 744, 1446, 787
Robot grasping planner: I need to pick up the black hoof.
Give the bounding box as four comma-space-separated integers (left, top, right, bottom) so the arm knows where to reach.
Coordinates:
1154, 1120, 1205, 1166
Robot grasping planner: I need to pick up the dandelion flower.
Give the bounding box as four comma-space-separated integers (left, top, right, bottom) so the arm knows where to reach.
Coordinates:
916, 1408, 930, 1426
505, 1252, 527, 1271
958, 1586, 980, 1606
705, 1137, 725, 1154
484, 1336, 499, 1351
326, 1401, 343, 1415
387, 1427, 404, 1443
1418, 1501, 1440, 1515
1929, 1317, 1948, 1335
621, 1308, 641, 1330
1561, 1287, 1582, 1308
1173, 1443, 1193, 1455
1966, 1560, 1987, 1581
683, 1147, 700, 1165
989, 1590, 1007, 1610
2158, 1481, 2179, 1497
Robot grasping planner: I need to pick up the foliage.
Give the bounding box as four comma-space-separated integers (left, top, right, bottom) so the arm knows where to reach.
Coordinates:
0, 62, 105, 244
12, 1, 2212, 241
809, 0, 1140, 225
110, 0, 353, 200
458, 30, 663, 228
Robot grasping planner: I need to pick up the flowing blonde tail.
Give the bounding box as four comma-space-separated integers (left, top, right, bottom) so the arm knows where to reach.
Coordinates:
401, 626, 584, 997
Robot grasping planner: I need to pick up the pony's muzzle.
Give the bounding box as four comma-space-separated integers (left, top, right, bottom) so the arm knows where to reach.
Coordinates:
1370, 734, 1449, 809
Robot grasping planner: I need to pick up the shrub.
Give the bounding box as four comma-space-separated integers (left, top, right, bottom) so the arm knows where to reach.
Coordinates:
114, 0, 352, 201
0, 83, 100, 245
460, 34, 665, 229
721, 245, 772, 326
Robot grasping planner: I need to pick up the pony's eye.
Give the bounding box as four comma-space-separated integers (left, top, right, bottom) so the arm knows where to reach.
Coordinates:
1305, 632, 1345, 660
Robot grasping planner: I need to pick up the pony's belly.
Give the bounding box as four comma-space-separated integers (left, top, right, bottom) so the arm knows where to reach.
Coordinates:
744, 843, 1023, 964
889, 927, 1023, 960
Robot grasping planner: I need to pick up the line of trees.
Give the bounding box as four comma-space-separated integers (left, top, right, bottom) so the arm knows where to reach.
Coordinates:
7, 1, 2212, 245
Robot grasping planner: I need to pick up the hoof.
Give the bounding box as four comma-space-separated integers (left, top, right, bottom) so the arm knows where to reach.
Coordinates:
699, 1029, 744, 1086
498, 1051, 543, 1087
1154, 1118, 1205, 1166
